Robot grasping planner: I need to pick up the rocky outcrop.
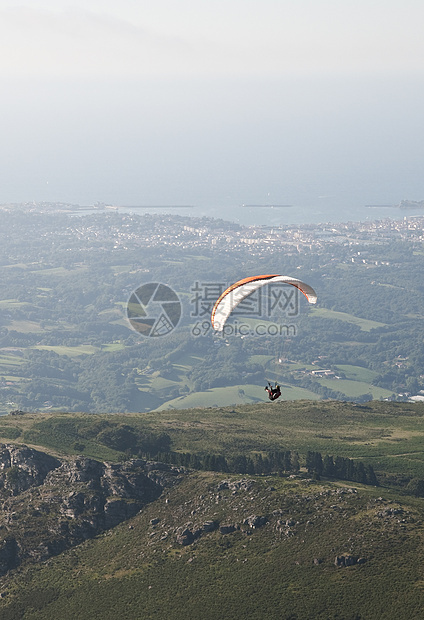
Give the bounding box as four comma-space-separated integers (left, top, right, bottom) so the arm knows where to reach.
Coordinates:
176, 526, 202, 546
0, 444, 60, 495
202, 520, 218, 532
0, 445, 185, 576
243, 515, 268, 529
334, 555, 366, 568
217, 479, 253, 493
377, 507, 404, 518
176, 528, 195, 545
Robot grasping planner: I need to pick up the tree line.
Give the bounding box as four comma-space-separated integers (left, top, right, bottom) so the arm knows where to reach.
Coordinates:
152, 448, 378, 486
155, 449, 299, 475
306, 450, 378, 485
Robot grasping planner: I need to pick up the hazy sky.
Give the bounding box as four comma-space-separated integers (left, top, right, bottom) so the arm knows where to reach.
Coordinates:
1, 1, 424, 210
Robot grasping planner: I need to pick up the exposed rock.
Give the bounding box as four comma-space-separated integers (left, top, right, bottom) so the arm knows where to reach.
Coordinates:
0, 444, 60, 495
217, 479, 253, 492
61, 491, 85, 518
203, 520, 218, 532
220, 524, 237, 534
334, 554, 365, 568
177, 529, 195, 546
244, 515, 268, 529
0, 445, 186, 577
377, 507, 404, 518
175, 521, 204, 545
47, 456, 103, 486
145, 462, 185, 487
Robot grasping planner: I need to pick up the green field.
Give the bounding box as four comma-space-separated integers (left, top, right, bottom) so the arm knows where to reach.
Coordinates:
30, 266, 88, 276
129, 352, 394, 412
7, 320, 45, 333
6, 320, 74, 334
110, 264, 133, 274
155, 383, 320, 410
0, 353, 24, 366
101, 343, 126, 353
249, 354, 275, 366
2, 263, 30, 269
31, 345, 99, 357
172, 354, 205, 370
311, 307, 386, 331
335, 364, 379, 382
0, 299, 30, 309
0, 375, 24, 382
316, 377, 393, 399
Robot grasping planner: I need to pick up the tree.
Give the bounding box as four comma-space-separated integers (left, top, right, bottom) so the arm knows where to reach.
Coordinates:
323, 454, 335, 477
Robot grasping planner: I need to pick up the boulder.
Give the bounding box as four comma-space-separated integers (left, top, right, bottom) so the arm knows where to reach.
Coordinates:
244, 515, 268, 529
177, 529, 195, 546
217, 479, 253, 492
203, 520, 218, 532
334, 554, 363, 568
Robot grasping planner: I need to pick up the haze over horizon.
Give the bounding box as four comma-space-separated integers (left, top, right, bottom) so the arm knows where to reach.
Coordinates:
1, 1, 424, 216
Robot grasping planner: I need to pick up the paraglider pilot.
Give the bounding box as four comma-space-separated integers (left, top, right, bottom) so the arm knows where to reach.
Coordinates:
265, 381, 281, 401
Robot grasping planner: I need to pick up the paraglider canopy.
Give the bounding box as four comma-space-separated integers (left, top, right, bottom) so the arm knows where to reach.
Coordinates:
211, 274, 317, 332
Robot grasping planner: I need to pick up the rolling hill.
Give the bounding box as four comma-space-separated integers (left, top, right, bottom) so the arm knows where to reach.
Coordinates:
0, 401, 424, 619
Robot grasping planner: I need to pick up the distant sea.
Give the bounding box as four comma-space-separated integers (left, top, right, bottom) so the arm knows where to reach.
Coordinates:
70, 202, 424, 227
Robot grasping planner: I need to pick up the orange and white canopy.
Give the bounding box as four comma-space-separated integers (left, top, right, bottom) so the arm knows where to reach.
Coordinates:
211, 274, 317, 332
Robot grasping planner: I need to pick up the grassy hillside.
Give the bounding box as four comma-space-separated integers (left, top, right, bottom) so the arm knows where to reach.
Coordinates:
154, 383, 320, 410
2, 400, 424, 479
1, 401, 424, 618
2, 472, 424, 619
